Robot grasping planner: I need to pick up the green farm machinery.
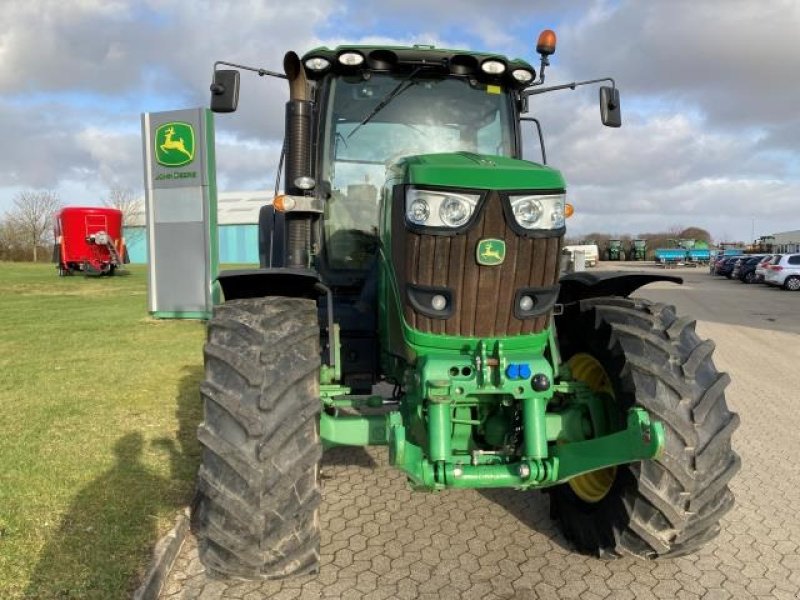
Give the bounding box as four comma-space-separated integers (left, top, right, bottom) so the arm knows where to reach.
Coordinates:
605, 239, 625, 261
630, 239, 647, 261
192, 30, 740, 578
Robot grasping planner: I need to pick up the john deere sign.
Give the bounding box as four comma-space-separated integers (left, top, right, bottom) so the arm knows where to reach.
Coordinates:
155, 121, 195, 167
145, 109, 209, 189
141, 107, 218, 320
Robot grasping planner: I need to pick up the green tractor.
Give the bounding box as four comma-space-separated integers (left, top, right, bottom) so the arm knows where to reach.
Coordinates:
192, 31, 739, 578
605, 239, 625, 261
631, 238, 647, 261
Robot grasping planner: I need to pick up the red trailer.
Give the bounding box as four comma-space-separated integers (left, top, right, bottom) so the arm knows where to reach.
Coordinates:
53, 206, 128, 276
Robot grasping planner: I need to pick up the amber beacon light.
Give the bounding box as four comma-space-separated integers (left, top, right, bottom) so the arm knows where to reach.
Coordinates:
536, 29, 557, 56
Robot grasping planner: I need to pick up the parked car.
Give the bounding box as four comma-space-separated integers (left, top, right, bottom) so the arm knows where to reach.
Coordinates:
764, 253, 800, 290
716, 255, 744, 278
711, 254, 730, 275
754, 255, 776, 283
709, 252, 724, 274
734, 255, 769, 283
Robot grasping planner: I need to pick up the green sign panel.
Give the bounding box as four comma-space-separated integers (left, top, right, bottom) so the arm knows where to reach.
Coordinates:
476, 239, 506, 266
155, 121, 195, 167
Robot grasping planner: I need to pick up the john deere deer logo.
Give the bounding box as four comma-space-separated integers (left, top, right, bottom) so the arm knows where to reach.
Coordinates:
476, 239, 506, 266
155, 122, 195, 167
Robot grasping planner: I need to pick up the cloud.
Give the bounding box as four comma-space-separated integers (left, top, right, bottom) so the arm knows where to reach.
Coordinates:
560, 0, 800, 132
0, 0, 798, 243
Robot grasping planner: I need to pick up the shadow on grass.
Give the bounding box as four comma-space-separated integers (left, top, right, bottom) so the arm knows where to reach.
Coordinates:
25, 366, 204, 599
155, 365, 205, 486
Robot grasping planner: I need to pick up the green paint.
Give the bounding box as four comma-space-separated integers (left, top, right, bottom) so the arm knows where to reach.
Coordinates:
204, 109, 220, 305
521, 395, 548, 459
427, 398, 452, 462
394, 152, 566, 190
320, 411, 388, 447
385, 407, 662, 490
152, 310, 209, 320
553, 409, 664, 480
154, 121, 195, 167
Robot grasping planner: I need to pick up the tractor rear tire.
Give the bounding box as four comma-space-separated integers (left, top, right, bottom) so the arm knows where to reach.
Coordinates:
191, 296, 322, 579
551, 296, 740, 558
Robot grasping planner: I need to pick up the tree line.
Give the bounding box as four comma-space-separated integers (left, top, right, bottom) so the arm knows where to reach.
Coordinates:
0, 188, 142, 262
566, 226, 715, 255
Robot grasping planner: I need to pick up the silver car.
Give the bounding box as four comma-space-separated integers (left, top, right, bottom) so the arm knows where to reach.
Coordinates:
763, 253, 800, 290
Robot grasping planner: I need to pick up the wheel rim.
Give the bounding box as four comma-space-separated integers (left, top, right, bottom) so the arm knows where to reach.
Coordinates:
787, 277, 800, 291
567, 353, 618, 503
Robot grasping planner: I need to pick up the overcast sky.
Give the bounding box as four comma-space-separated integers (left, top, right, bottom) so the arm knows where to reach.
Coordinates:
1, 0, 798, 241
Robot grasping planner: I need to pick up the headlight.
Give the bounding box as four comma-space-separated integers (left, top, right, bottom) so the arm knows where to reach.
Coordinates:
304, 57, 331, 71
439, 196, 471, 227
338, 52, 364, 66
481, 60, 506, 75
511, 69, 534, 83
407, 198, 430, 225
509, 193, 566, 230
405, 188, 480, 228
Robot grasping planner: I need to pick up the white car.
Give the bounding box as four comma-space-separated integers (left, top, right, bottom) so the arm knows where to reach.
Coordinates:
754, 255, 776, 282
763, 253, 800, 290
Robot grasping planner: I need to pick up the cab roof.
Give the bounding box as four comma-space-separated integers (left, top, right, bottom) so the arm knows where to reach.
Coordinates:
301, 45, 536, 89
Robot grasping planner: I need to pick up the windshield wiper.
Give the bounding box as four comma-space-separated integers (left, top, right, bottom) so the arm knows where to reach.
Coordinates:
347, 67, 422, 140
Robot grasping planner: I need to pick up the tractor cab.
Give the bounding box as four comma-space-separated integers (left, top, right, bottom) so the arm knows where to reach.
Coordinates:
313, 51, 522, 273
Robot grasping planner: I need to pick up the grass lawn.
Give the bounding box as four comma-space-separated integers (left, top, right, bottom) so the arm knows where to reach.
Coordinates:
0, 262, 207, 598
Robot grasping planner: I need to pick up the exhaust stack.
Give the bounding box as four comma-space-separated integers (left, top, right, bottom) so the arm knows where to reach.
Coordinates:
282, 52, 313, 268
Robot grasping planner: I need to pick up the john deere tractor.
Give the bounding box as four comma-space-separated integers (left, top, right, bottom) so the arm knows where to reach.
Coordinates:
605, 239, 625, 261
631, 238, 647, 261
192, 31, 739, 578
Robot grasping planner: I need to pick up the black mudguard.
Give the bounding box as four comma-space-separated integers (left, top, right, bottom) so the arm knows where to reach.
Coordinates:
257, 205, 286, 268
557, 271, 682, 305
218, 268, 322, 301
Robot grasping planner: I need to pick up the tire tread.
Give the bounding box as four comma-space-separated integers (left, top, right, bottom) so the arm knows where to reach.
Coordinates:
191, 297, 322, 579
551, 296, 739, 559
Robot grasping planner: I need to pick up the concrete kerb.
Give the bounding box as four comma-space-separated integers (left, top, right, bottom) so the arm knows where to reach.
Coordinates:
134, 508, 190, 600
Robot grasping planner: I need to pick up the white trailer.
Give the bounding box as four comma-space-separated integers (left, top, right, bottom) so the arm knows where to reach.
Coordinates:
563, 244, 599, 267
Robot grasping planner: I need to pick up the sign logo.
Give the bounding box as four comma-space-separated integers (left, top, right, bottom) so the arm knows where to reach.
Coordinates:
155, 121, 195, 167
476, 239, 506, 266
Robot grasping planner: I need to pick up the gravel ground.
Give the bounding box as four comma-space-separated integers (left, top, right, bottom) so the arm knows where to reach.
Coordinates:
161, 264, 800, 599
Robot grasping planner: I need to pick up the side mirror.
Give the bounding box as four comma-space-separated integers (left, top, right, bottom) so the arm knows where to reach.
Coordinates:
599, 86, 621, 128
210, 69, 240, 113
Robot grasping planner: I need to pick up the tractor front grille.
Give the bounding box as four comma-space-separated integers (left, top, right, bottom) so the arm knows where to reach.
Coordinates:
392, 190, 563, 337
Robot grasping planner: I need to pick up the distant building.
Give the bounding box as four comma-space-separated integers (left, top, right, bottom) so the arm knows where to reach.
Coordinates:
772, 229, 800, 253
124, 191, 271, 264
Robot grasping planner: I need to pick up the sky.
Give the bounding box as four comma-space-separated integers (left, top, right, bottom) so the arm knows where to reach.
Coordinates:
0, 0, 798, 242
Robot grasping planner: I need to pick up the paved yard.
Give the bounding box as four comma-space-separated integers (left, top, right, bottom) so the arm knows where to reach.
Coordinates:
161, 265, 800, 599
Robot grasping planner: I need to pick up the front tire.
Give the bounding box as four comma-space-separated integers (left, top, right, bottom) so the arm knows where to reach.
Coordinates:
552, 297, 740, 558
191, 297, 322, 579
784, 275, 800, 291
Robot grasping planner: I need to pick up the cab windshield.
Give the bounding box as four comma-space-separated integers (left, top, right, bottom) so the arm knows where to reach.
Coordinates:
321, 73, 515, 270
